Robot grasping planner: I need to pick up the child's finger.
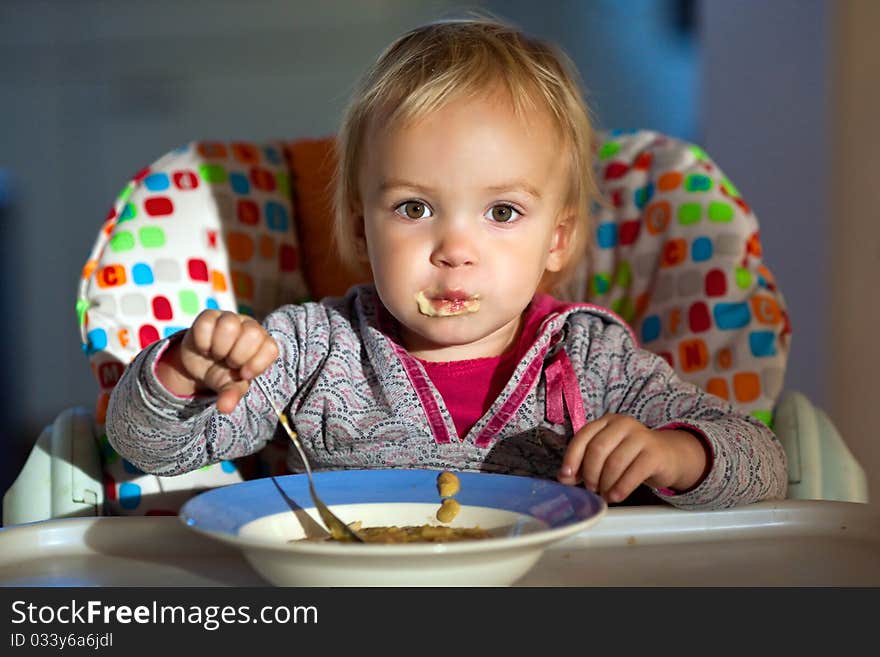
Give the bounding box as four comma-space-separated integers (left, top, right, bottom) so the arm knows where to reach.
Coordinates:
605, 451, 656, 503
209, 312, 248, 362
558, 416, 609, 484
578, 421, 633, 491
187, 309, 222, 356
224, 319, 269, 370
239, 337, 280, 381
596, 436, 643, 496
216, 380, 250, 415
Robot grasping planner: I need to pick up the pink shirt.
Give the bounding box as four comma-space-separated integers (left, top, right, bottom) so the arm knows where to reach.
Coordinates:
419, 296, 556, 438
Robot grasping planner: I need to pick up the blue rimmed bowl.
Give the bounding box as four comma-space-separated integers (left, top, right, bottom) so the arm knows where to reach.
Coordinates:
179, 469, 606, 586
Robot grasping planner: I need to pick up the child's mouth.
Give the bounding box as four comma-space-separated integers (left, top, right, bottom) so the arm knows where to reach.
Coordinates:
414, 290, 481, 317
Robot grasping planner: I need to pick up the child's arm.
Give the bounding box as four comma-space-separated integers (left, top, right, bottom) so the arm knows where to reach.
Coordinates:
105, 304, 317, 476
560, 318, 787, 510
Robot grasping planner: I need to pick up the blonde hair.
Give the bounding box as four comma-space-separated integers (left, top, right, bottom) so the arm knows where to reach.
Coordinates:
333, 17, 598, 294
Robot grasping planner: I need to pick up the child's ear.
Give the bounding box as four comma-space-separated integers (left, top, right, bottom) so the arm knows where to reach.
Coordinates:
545, 211, 576, 272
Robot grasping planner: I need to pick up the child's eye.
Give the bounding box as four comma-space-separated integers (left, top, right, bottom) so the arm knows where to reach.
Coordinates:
394, 201, 433, 220
485, 204, 521, 223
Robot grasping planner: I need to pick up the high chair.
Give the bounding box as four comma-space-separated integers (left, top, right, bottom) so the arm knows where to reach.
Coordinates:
3, 130, 868, 525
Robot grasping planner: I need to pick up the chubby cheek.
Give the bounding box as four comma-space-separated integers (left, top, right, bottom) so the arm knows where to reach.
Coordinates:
487, 244, 546, 293
367, 239, 420, 307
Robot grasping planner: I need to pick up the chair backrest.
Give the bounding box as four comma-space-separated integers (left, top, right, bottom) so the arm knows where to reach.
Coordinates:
78, 129, 791, 513
582, 130, 790, 426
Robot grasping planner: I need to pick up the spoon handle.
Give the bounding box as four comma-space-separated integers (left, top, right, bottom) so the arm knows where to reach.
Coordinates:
251, 377, 363, 542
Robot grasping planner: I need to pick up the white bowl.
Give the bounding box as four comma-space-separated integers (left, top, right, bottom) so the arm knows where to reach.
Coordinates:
179, 469, 606, 586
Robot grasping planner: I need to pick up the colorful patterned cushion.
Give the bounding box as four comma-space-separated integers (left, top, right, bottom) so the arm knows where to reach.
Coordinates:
79, 141, 312, 514
578, 130, 790, 425
78, 130, 789, 515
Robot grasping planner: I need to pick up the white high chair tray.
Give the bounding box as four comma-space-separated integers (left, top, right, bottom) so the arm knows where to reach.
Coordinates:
0, 500, 878, 586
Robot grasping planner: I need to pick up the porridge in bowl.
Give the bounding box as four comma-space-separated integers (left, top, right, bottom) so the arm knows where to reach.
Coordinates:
298, 471, 491, 543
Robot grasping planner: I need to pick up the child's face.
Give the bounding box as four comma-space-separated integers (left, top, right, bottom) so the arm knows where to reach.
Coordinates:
357, 91, 572, 361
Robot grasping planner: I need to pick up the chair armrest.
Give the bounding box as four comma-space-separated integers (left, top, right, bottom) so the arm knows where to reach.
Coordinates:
2, 407, 103, 525
774, 390, 868, 503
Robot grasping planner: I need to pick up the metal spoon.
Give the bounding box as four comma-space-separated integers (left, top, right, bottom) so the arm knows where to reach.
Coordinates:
252, 377, 364, 543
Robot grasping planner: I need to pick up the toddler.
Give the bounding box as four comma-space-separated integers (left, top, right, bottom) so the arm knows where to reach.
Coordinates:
107, 18, 787, 509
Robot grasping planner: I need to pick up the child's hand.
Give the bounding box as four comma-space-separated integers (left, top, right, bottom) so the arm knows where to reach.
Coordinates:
156, 310, 280, 414
557, 414, 708, 503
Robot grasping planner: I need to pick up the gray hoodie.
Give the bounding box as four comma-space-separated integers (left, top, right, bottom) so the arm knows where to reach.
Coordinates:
107, 284, 787, 510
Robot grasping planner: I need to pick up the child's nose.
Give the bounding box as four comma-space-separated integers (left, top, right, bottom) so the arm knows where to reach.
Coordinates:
430, 220, 478, 268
